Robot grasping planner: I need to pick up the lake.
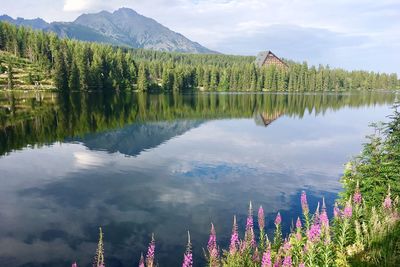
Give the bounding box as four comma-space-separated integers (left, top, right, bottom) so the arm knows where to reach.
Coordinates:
0, 91, 397, 267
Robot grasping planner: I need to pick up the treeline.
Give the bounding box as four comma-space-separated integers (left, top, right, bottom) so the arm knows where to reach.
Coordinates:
0, 21, 399, 92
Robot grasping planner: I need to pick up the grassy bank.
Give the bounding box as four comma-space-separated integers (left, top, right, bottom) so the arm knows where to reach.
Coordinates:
0, 51, 53, 90
340, 105, 400, 266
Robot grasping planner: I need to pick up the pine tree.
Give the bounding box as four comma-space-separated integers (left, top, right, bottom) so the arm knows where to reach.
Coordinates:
209, 67, 219, 90
69, 61, 80, 90
53, 49, 68, 91
137, 62, 149, 91
162, 67, 173, 91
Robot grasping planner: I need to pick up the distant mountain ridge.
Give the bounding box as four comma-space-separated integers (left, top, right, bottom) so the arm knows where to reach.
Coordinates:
0, 8, 217, 54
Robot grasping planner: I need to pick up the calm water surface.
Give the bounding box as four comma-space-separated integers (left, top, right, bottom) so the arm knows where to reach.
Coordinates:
0, 91, 397, 266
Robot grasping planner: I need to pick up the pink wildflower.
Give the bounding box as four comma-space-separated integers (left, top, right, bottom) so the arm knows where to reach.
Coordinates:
72, 263, 78, 267
282, 255, 292, 267
307, 223, 321, 242
229, 216, 240, 255
275, 212, 282, 225
245, 202, 256, 248
296, 217, 302, 229
146, 234, 155, 267
283, 239, 291, 252
384, 196, 392, 209
207, 223, 219, 262
139, 253, 145, 267
384, 187, 392, 210
207, 223, 217, 252
320, 210, 329, 227
261, 247, 272, 267
301, 191, 309, 214
333, 202, 340, 218
258, 206, 265, 231
343, 201, 352, 219
182, 232, 193, 267
353, 182, 362, 205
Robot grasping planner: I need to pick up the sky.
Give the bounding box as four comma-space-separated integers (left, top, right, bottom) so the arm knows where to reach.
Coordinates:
1, 0, 399, 73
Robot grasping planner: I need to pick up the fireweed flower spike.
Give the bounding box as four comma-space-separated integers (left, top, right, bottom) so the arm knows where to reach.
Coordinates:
258, 205, 266, 251
207, 223, 219, 265
282, 255, 292, 267
245, 202, 256, 248
320, 213, 329, 228
301, 191, 309, 214
146, 234, 155, 267
384, 185, 392, 210
296, 217, 302, 241
93, 227, 105, 267
72, 263, 78, 267
296, 217, 302, 229
229, 215, 240, 255
273, 212, 283, 249
320, 202, 329, 227
307, 222, 321, 242
275, 212, 282, 225
301, 191, 311, 230
182, 231, 193, 267
334, 202, 340, 219
353, 181, 362, 205
139, 253, 145, 267
343, 197, 353, 219
261, 246, 272, 267
208, 223, 217, 252
258, 205, 265, 231
283, 239, 291, 252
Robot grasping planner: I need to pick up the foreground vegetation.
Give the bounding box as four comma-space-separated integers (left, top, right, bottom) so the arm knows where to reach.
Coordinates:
67, 105, 399, 266
0, 22, 399, 92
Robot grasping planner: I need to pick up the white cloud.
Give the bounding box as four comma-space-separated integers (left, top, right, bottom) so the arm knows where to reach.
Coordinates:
63, 0, 94, 12
73, 150, 106, 168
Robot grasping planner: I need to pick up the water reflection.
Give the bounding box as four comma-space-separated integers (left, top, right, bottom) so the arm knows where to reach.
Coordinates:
0, 91, 397, 156
0, 91, 397, 266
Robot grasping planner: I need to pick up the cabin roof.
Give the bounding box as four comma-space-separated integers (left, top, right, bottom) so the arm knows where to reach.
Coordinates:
255, 50, 288, 67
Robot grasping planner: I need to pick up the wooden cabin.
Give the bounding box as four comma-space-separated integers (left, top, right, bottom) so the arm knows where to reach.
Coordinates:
254, 111, 283, 127
255, 51, 288, 69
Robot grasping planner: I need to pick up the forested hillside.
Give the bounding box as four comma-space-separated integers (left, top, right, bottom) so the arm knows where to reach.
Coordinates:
0, 22, 398, 92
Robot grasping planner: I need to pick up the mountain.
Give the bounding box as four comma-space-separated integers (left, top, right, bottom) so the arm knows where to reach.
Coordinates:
0, 8, 216, 54
71, 120, 204, 157
0, 15, 49, 29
